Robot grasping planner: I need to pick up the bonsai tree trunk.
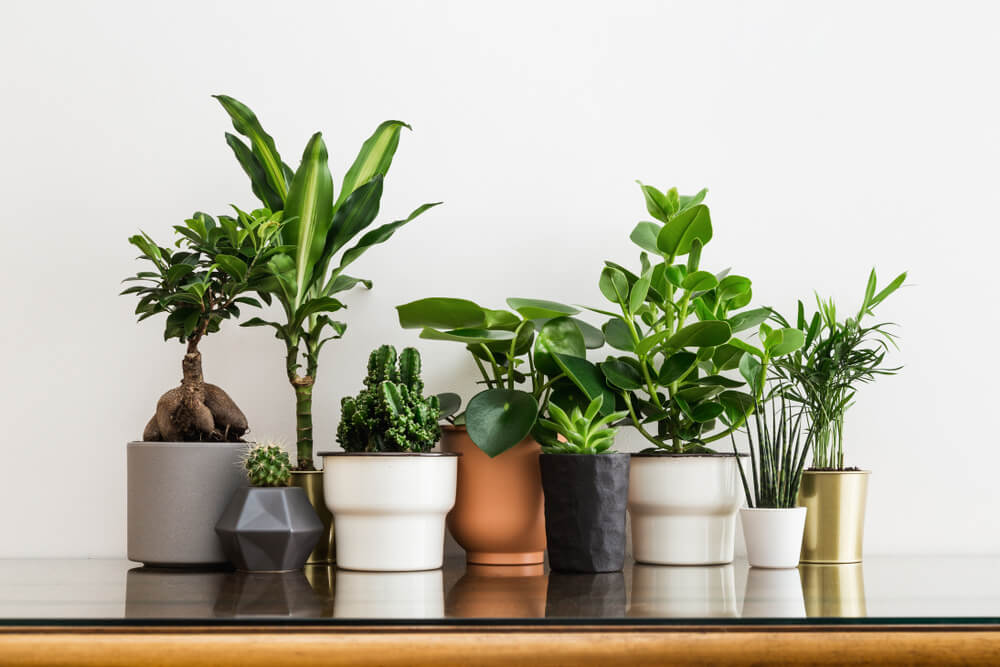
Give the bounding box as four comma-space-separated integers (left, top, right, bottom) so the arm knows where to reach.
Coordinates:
142, 336, 248, 442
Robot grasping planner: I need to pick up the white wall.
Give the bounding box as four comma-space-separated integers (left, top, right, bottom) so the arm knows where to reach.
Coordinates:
1, 0, 997, 558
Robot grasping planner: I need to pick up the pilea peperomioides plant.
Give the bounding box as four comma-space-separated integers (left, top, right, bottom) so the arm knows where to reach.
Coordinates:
215, 95, 439, 469
122, 209, 282, 442
338, 345, 441, 453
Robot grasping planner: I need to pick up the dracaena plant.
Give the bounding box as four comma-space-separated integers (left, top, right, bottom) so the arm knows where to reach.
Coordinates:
215, 95, 439, 470
122, 209, 282, 442
540, 396, 629, 455
771, 269, 906, 469
579, 182, 803, 454
395, 297, 606, 457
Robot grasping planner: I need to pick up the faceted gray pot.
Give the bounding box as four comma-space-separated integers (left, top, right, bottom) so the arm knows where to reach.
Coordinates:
215, 487, 323, 572
538, 453, 630, 573
127, 441, 248, 567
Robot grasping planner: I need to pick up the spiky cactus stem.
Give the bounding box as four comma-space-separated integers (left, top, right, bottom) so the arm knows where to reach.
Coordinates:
244, 443, 292, 487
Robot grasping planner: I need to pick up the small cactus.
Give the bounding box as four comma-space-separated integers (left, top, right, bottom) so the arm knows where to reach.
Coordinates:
244, 443, 292, 486
338, 345, 441, 453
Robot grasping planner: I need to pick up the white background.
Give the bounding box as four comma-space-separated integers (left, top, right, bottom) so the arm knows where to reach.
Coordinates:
1, 0, 997, 559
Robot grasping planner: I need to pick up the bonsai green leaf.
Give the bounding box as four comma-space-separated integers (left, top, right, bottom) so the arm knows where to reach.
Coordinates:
656, 204, 712, 257
436, 392, 462, 420
571, 318, 605, 349
677, 188, 708, 212
165, 264, 195, 285
718, 275, 752, 302
636, 181, 675, 223
214, 254, 248, 282
465, 389, 538, 457
335, 120, 409, 211
728, 307, 771, 333
336, 201, 441, 275
682, 270, 718, 292
548, 350, 617, 416
691, 401, 725, 422
630, 221, 662, 254
665, 321, 731, 350
602, 318, 635, 352
506, 298, 579, 320
659, 351, 697, 384
600, 358, 643, 391
282, 132, 334, 307
419, 327, 514, 344
397, 297, 487, 330
534, 317, 586, 376
764, 327, 805, 357
599, 267, 629, 306
223, 133, 284, 211
214, 94, 289, 201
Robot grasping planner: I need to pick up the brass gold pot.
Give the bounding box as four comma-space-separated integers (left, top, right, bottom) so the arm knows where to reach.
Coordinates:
799, 563, 867, 617
291, 470, 334, 564
797, 470, 870, 564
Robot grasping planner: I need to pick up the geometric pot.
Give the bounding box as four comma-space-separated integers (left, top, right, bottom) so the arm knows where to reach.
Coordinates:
214, 487, 323, 572
628, 453, 744, 565
127, 441, 248, 567
212, 570, 324, 618
539, 453, 629, 573
740, 507, 808, 569
290, 470, 335, 564
797, 470, 870, 564
440, 426, 546, 566
320, 452, 458, 572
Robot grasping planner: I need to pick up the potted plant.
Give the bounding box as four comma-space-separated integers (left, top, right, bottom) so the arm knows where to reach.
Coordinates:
573, 183, 787, 565
215, 95, 440, 563
538, 396, 630, 573
122, 209, 280, 567
395, 297, 604, 564
320, 345, 458, 572
772, 269, 906, 563
215, 444, 323, 572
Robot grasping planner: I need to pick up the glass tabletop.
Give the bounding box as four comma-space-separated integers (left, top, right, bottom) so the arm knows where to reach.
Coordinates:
0, 556, 997, 626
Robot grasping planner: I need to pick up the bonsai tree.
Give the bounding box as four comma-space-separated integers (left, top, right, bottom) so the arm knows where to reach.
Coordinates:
771, 269, 906, 469
244, 443, 293, 487
337, 345, 441, 452
395, 297, 605, 456
122, 209, 281, 441
215, 95, 440, 469
539, 396, 628, 455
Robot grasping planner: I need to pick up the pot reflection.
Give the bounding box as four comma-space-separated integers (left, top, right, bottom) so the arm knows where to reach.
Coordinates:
303, 564, 336, 617
446, 564, 548, 618
334, 569, 444, 619
629, 564, 738, 618
125, 567, 227, 619
213, 571, 324, 618
545, 571, 626, 619
799, 563, 867, 618
741, 568, 805, 618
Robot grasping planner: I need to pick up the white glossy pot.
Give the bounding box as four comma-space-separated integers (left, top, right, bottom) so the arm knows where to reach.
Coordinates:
628, 564, 738, 618
628, 454, 744, 565
334, 569, 444, 619
741, 567, 806, 618
740, 507, 807, 569
320, 453, 458, 572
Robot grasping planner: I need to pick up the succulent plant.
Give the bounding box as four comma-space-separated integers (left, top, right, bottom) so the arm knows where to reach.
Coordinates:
244, 443, 292, 486
539, 396, 628, 455
337, 345, 441, 453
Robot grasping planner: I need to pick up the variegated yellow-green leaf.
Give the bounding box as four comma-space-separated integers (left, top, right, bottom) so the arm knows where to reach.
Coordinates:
283, 133, 334, 307
335, 120, 410, 211
214, 95, 289, 202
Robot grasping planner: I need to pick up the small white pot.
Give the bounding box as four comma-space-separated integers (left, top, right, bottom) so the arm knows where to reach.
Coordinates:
740, 507, 808, 569
321, 453, 458, 572
628, 564, 738, 618
628, 455, 744, 565
741, 567, 806, 618
334, 569, 444, 619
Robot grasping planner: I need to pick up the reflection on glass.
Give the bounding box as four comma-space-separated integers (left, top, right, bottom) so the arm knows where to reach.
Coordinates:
304, 564, 336, 617
125, 567, 227, 618
629, 564, 738, 618
335, 569, 444, 619
799, 563, 867, 617
213, 571, 324, 618
545, 571, 626, 619
446, 564, 548, 618
741, 568, 806, 618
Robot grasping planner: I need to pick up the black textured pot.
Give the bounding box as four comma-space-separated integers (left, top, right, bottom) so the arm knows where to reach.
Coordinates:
215, 487, 323, 572
538, 453, 629, 573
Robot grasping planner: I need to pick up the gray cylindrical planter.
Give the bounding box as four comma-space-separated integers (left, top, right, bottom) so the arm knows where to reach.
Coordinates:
539, 453, 630, 573
215, 487, 323, 572
127, 441, 248, 567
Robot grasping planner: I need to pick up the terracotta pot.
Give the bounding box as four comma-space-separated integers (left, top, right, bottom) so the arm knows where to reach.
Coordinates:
440, 426, 546, 565
446, 564, 548, 617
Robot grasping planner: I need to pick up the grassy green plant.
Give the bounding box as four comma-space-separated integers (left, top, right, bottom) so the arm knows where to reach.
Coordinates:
216, 95, 439, 469
122, 209, 282, 442
772, 269, 906, 469
337, 345, 441, 453
539, 396, 628, 455
244, 443, 292, 487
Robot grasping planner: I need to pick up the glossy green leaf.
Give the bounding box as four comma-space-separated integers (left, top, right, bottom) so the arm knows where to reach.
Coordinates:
534, 317, 586, 376
322, 175, 383, 267
548, 350, 616, 416
600, 358, 643, 391
665, 321, 731, 350
712, 344, 745, 371
718, 275, 751, 302
764, 327, 805, 357
602, 318, 635, 352
659, 351, 697, 384
599, 267, 629, 305
656, 204, 712, 257
695, 374, 745, 388
636, 181, 674, 222
223, 133, 284, 211
682, 270, 718, 292
719, 390, 755, 422
726, 336, 765, 358
465, 389, 538, 457
728, 307, 771, 333
214, 95, 288, 201
214, 254, 247, 282
335, 120, 409, 211
634, 330, 673, 357
436, 392, 462, 420
571, 318, 605, 349
397, 298, 486, 330
420, 327, 515, 344
336, 201, 441, 275
282, 133, 334, 307
677, 188, 708, 212
630, 221, 662, 254
739, 352, 763, 394
506, 298, 579, 320
629, 275, 651, 313
691, 401, 725, 422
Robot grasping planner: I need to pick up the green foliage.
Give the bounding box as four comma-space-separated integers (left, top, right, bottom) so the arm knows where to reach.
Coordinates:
337, 345, 442, 453
122, 209, 281, 346
244, 443, 292, 487
396, 297, 606, 457
540, 396, 629, 455
216, 94, 440, 468
771, 269, 906, 469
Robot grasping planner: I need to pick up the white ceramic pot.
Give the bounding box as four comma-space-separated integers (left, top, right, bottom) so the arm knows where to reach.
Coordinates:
628, 454, 744, 565
740, 507, 807, 569
741, 567, 806, 618
334, 569, 444, 619
320, 453, 458, 572
628, 564, 738, 618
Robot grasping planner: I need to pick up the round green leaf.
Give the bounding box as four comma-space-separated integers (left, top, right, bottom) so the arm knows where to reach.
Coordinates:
682, 270, 718, 292
656, 204, 712, 257
466, 389, 539, 458
534, 317, 585, 377
717, 275, 751, 302
571, 318, 605, 349
397, 298, 486, 330
600, 358, 643, 391
665, 321, 732, 350
659, 351, 697, 384
506, 298, 579, 320
599, 267, 629, 305
436, 392, 462, 419
630, 221, 662, 254
602, 318, 635, 352
691, 401, 725, 422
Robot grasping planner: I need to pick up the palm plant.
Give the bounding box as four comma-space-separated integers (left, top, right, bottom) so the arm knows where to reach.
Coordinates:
215, 95, 439, 470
